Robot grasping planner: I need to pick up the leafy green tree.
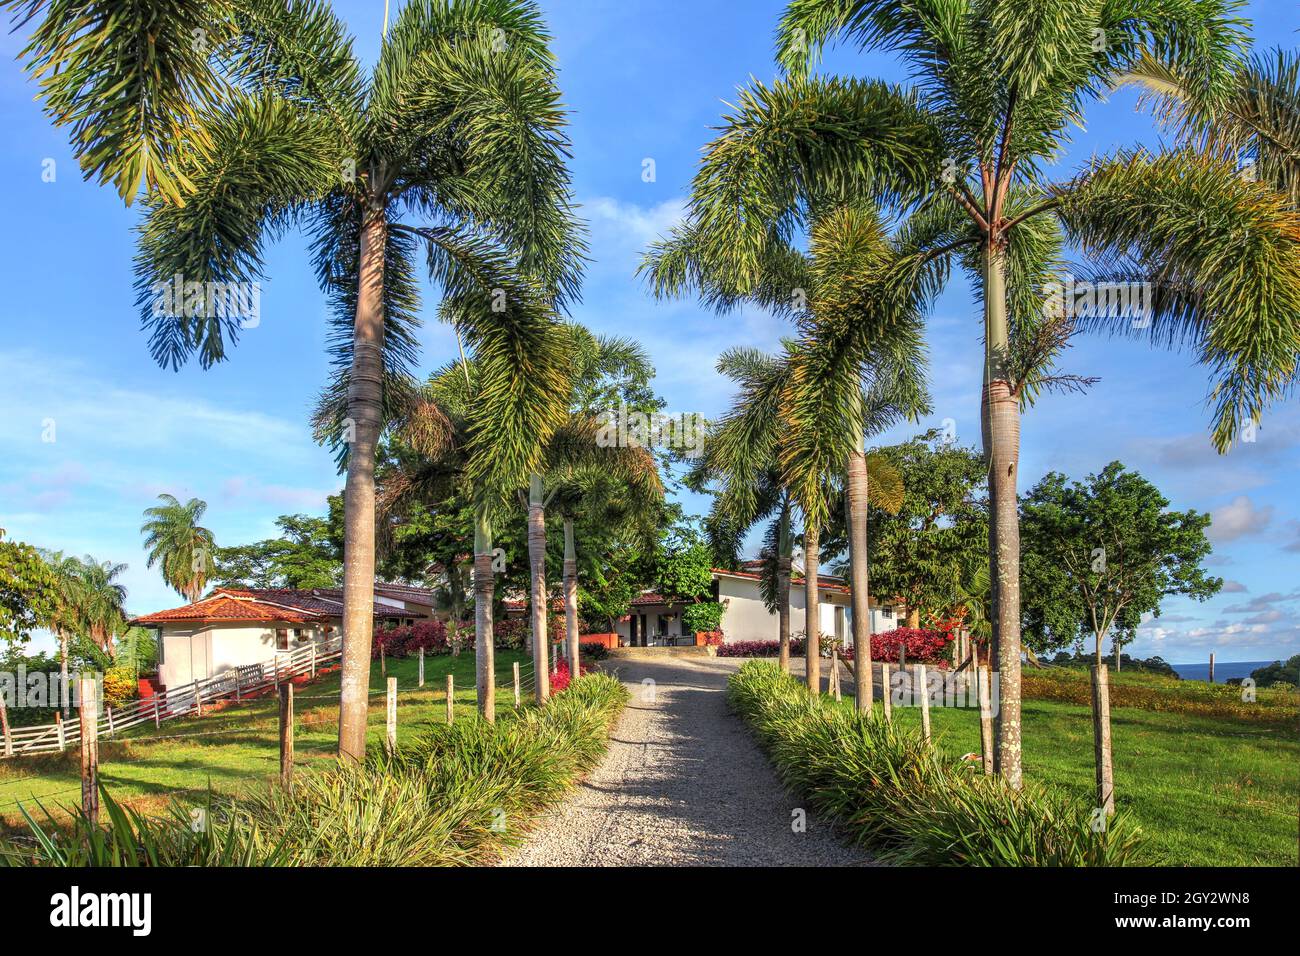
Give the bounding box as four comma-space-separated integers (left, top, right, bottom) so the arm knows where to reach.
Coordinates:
0, 533, 59, 646
1020, 462, 1222, 665
1249, 655, 1300, 688
859, 430, 988, 630
140, 494, 216, 603
214, 513, 342, 589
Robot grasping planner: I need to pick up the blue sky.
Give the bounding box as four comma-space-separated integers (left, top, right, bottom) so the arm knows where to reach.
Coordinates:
1, 1, 1297, 664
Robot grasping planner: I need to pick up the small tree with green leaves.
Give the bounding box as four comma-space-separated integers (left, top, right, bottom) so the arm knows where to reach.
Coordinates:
1020, 462, 1222, 666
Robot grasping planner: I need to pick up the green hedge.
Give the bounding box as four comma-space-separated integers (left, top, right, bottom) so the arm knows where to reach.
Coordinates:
728, 661, 1146, 866
2, 673, 628, 867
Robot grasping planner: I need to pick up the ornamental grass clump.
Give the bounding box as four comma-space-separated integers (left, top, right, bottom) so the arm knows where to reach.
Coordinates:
727, 660, 1145, 866
3, 673, 628, 867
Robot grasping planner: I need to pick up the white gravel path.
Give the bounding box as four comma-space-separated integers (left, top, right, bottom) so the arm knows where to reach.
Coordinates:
503, 655, 873, 867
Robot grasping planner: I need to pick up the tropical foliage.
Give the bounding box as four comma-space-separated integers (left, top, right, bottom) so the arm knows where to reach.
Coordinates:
0, 532, 59, 644
214, 513, 342, 589
1020, 462, 1222, 663
728, 661, 1146, 865
140, 494, 215, 603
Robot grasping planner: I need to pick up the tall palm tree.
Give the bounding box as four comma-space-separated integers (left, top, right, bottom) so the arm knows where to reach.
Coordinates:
646, 202, 925, 700
522, 330, 661, 698
369, 324, 573, 719
141, 494, 216, 604
78, 558, 129, 659
6, 0, 583, 757
544, 416, 663, 676
683, 0, 1295, 786
40, 550, 87, 719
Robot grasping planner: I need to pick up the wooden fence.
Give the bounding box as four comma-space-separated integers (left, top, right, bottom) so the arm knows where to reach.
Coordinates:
0, 635, 344, 759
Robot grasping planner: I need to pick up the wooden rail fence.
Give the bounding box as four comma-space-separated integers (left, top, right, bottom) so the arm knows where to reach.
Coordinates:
0, 635, 344, 759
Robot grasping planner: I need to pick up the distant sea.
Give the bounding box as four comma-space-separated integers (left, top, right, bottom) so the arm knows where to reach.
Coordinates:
1169, 660, 1274, 683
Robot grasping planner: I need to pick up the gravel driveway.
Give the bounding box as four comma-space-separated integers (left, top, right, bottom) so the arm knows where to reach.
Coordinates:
503, 655, 872, 867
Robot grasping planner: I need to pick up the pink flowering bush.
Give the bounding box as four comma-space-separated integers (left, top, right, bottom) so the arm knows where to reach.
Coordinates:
373, 621, 449, 659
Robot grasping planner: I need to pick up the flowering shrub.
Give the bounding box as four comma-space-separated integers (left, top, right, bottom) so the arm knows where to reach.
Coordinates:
549, 657, 590, 693
102, 667, 138, 708
373, 621, 449, 659
715, 638, 807, 658
870, 627, 952, 664
493, 618, 529, 650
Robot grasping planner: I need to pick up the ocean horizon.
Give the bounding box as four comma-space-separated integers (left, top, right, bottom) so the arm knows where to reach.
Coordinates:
1169, 660, 1276, 683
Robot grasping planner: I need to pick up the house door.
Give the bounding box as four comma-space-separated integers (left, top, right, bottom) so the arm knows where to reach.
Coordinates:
188, 631, 212, 684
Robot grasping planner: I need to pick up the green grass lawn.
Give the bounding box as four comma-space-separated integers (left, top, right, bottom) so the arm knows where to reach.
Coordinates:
837, 673, 1298, 866
0, 649, 531, 831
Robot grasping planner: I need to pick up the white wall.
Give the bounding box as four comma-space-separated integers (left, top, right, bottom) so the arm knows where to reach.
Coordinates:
718, 574, 895, 645
159, 623, 327, 688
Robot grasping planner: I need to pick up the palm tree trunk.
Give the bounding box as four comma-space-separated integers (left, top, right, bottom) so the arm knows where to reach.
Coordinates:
563, 517, 579, 675
337, 204, 387, 762
981, 238, 1023, 790
846, 449, 873, 713
804, 522, 821, 694
527, 473, 551, 703
474, 504, 496, 722
777, 506, 792, 674
59, 630, 69, 720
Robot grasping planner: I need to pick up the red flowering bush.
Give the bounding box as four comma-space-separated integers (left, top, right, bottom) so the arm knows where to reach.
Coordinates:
373, 620, 449, 659
493, 618, 529, 650
715, 638, 807, 658
549, 657, 591, 693
869, 627, 952, 664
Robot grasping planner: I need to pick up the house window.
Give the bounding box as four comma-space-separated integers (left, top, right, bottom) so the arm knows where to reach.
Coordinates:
276, 628, 289, 651
293, 628, 310, 642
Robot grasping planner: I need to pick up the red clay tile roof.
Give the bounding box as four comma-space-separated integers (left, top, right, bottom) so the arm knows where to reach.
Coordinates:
130, 594, 326, 626
631, 591, 670, 606
373, 582, 439, 605
132, 587, 426, 627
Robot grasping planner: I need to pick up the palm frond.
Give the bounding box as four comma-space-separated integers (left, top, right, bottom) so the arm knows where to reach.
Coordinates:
1057, 148, 1300, 450
1, 0, 233, 204
133, 91, 340, 369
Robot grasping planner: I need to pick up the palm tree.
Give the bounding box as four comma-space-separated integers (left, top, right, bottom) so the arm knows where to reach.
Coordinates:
40, 551, 87, 719
682, 1, 1294, 786
369, 324, 573, 720
523, 330, 661, 697
646, 202, 925, 700
141, 494, 216, 604
78, 558, 129, 659
687, 348, 800, 672
543, 414, 663, 676
6, 0, 583, 757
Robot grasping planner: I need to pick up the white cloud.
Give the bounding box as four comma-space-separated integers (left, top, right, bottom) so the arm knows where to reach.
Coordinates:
1209, 495, 1275, 542
584, 195, 687, 247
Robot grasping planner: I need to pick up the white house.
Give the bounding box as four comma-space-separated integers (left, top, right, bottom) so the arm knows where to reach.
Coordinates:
613, 567, 900, 647
131, 585, 437, 689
